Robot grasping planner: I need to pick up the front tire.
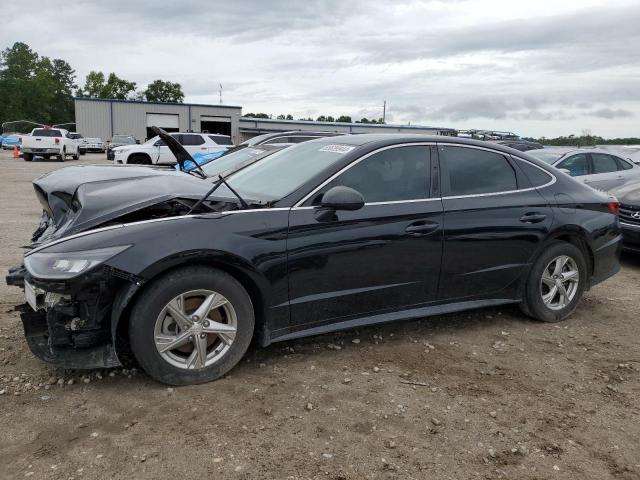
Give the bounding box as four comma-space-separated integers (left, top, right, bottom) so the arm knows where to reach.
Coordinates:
520, 241, 587, 322
23, 153, 33, 162
129, 266, 255, 385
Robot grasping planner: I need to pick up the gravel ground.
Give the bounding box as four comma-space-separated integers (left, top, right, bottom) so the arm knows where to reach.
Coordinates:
0, 149, 639, 479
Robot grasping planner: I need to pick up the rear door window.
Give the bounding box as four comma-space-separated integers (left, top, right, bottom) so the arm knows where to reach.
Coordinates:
557, 154, 589, 176
591, 154, 619, 173
440, 146, 517, 196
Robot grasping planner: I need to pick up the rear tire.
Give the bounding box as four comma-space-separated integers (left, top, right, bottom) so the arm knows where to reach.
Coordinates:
520, 241, 587, 322
72, 150, 79, 160
129, 266, 255, 385
57, 148, 65, 162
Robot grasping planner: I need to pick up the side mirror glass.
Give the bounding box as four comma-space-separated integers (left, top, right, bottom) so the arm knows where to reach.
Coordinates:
320, 186, 364, 211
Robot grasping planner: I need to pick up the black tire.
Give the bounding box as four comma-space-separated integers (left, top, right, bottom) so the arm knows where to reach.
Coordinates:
129, 266, 255, 385
23, 153, 33, 162
72, 149, 79, 160
520, 241, 587, 322
57, 148, 65, 162
127, 154, 151, 165
79, 148, 86, 156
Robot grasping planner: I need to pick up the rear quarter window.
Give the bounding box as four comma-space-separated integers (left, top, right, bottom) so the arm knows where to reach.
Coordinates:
516, 159, 554, 187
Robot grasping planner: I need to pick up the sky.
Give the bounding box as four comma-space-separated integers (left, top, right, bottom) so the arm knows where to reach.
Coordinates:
3, 0, 640, 138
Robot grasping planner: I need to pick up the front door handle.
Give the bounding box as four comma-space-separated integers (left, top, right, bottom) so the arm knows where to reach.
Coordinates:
405, 220, 439, 236
520, 212, 547, 224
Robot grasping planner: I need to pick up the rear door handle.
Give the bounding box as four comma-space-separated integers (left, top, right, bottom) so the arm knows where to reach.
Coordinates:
405, 220, 439, 236
520, 213, 547, 224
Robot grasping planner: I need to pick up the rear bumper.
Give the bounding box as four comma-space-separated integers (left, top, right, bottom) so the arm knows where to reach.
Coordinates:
590, 233, 622, 287
22, 147, 60, 154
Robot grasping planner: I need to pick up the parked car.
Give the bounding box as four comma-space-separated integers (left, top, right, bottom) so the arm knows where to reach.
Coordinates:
67, 133, 87, 155
7, 133, 621, 385
21, 127, 80, 162
225, 130, 342, 155
83, 137, 105, 153
112, 132, 232, 165
1, 134, 21, 150
610, 182, 640, 253
106, 134, 138, 160
494, 139, 544, 151
527, 148, 640, 191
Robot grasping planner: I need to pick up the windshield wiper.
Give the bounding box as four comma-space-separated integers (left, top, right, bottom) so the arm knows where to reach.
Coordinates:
188, 174, 248, 214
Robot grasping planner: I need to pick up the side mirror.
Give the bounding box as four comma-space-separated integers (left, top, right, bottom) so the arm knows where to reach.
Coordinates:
558, 168, 573, 176
320, 186, 364, 211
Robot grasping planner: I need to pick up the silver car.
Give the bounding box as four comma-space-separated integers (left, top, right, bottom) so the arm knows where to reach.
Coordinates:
528, 148, 640, 191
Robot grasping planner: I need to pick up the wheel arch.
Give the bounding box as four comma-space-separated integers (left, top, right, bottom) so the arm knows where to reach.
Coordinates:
127, 152, 152, 164
543, 226, 595, 279
110, 251, 271, 360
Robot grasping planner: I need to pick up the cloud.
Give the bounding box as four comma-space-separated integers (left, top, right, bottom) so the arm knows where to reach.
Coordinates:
2, 0, 639, 137
587, 108, 634, 119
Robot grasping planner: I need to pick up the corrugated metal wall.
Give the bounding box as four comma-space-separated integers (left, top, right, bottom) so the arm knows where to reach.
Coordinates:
238, 118, 456, 142
74, 99, 242, 143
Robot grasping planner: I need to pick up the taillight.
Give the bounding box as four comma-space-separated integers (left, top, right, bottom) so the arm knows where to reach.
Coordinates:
55, 138, 60, 145
608, 201, 619, 216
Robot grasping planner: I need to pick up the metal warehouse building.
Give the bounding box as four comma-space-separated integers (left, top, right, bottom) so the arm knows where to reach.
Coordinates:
74, 98, 243, 144
238, 117, 456, 142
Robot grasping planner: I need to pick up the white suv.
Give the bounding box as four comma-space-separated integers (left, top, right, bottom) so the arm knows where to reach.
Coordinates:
113, 132, 233, 165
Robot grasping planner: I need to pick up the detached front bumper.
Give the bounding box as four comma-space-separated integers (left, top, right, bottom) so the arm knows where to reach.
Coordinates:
7, 267, 138, 369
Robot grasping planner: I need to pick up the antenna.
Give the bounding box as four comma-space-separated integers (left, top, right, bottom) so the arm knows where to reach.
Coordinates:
219, 84, 223, 104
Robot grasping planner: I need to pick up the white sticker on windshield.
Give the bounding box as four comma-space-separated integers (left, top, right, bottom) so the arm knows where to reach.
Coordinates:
319, 144, 355, 154
248, 149, 263, 155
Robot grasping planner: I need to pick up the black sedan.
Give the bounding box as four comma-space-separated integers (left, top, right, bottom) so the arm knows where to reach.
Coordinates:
611, 182, 640, 253
12, 134, 621, 384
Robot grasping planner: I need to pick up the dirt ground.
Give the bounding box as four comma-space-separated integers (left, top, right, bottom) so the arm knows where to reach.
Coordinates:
0, 149, 639, 480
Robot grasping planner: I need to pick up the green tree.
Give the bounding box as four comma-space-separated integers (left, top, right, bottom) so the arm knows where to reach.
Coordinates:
78, 71, 136, 99
143, 79, 184, 103
336, 115, 352, 123
0, 42, 76, 129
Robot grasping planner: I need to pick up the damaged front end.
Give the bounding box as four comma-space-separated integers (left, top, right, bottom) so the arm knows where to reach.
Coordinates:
18, 260, 141, 369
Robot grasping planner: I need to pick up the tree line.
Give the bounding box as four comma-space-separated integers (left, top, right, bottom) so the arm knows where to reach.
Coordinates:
526, 132, 640, 146
0, 42, 184, 132
242, 113, 385, 124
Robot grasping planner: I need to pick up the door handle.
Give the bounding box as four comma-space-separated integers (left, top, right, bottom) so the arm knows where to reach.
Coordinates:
405, 221, 439, 236
520, 213, 547, 224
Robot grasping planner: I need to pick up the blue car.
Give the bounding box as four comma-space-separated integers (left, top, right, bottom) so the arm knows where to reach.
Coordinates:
1, 134, 21, 150
174, 150, 226, 172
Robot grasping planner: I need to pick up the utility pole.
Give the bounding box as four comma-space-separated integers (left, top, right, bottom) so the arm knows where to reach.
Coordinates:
382, 100, 386, 123
219, 84, 223, 104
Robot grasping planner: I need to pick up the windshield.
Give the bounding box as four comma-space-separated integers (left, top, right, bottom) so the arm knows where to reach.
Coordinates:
112, 135, 135, 143
527, 149, 567, 164
202, 147, 273, 177
220, 141, 357, 201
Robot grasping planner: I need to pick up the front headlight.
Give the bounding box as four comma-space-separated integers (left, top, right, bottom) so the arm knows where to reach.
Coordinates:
24, 245, 131, 280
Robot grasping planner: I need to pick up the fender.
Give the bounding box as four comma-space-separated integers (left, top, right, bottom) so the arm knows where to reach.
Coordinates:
109, 248, 275, 350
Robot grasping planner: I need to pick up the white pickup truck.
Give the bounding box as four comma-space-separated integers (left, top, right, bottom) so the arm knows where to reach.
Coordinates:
21, 127, 80, 162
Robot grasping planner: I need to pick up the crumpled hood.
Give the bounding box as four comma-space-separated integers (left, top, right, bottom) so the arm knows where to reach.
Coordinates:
32, 164, 212, 241
611, 182, 640, 205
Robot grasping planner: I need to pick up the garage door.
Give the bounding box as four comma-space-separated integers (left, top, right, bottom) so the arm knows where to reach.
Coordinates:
200, 115, 231, 136
146, 113, 179, 129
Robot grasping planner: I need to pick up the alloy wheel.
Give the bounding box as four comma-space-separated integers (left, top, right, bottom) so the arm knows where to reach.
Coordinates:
540, 255, 580, 311
154, 289, 237, 370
